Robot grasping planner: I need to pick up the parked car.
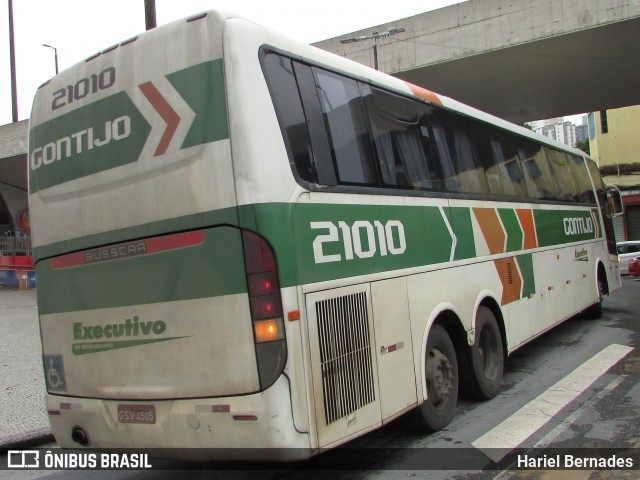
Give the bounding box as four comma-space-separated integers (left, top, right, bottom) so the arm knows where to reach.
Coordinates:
617, 241, 640, 275
628, 256, 640, 277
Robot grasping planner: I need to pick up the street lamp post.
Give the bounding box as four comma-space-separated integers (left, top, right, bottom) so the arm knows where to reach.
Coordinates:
9, 0, 19, 122
42, 44, 58, 75
340, 27, 405, 70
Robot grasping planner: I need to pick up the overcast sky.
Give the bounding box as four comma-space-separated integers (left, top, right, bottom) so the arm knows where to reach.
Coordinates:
0, 0, 471, 126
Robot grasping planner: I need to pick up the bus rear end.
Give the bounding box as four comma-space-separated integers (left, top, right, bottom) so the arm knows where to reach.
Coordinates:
29, 11, 304, 458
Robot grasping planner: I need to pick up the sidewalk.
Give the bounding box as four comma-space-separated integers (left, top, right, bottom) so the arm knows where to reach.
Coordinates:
0, 286, 53, 449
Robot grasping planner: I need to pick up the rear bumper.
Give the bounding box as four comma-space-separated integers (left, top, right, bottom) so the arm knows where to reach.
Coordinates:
47, 375, 311, 461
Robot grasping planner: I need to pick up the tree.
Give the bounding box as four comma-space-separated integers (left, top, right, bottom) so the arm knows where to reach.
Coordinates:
576, 139, 590, 155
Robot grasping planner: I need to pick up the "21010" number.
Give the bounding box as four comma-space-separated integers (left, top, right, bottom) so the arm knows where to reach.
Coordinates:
311, 220, 406, 264
52, 67, 116, 111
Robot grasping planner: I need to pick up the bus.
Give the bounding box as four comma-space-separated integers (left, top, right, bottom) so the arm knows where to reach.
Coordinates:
28, 10, 621, 460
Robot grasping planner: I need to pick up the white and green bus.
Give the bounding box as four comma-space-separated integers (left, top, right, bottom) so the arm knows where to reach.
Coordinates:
29, 10, 621, 460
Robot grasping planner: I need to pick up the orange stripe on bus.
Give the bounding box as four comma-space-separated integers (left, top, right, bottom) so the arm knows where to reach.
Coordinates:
474, 208, 505, 255
516, 209, 538, 250
494, 257, 522, 305
405, 82, 443, 106
138, 81, 181, 156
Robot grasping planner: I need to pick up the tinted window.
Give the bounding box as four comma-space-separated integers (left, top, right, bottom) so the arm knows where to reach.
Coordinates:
262, 50, 601, 206
261, 53, 316, 183
545, 148, 579, 202
313, 69, 376, 185
514, 139, 557, 200
428, 109, 487, 194
367, 87, 442, 190
587, 160, 617, 254
568, 154, 596, 204
587, 160, 604, 191
476, 125, 527, 197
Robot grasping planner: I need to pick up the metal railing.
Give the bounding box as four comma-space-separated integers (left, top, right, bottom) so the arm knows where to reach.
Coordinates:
0, 234, 32, 256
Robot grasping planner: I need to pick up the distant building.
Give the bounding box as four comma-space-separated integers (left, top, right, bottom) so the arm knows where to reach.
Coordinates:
555, 122, 577, 147
530, 119, 577, 147
535, 124, 556, 142
588, 105, 640, 241
575, 124, 588, 146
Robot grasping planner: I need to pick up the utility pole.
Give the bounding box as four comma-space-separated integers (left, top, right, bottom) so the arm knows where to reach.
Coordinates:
8, 0, 18, 122
145, 0, 156, 30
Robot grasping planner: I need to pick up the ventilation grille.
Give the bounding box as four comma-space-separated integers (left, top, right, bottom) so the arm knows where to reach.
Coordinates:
315, 292, 375, 425
507, 261, 514, 284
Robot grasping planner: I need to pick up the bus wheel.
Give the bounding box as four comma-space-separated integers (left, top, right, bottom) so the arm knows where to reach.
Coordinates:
465, 306, 503, 400
584, 272, 605, 319
411, 324, 459, 431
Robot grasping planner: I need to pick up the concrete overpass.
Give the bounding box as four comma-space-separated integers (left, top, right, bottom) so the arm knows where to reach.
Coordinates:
313, 0, 640, 124
0, 120, 28, 191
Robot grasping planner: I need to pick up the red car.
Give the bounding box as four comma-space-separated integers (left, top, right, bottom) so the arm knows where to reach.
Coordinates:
628, 256, 640, 277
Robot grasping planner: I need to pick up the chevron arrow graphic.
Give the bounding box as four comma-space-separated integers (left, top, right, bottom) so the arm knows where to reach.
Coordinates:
138, 81, 181, 156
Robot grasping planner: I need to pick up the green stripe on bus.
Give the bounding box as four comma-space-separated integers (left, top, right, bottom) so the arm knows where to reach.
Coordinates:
516, 253, 536, 298
36, 227, 247, 315
498, 208, 523, 252
534, 209, 599, 247
28, 92, 151, 193
445, 207, 476, 260
166, 59, 229, 149
291, 203, 452, 285
34, 202, 603, 315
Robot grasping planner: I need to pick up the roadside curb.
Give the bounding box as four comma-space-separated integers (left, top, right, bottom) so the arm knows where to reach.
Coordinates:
0, 427, 54, 452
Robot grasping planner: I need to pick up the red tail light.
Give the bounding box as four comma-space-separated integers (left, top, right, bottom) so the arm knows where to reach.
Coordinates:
242, 231, 284, 325
243, 230, 276, 274
250, 294, 283, 320
247, 271, 280, 296
242, 230, 287, 390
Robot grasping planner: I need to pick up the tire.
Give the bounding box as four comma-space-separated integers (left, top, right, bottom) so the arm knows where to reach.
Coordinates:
409, 324, 459, 432
584, 273, 604, 319
464, 306, 503, 400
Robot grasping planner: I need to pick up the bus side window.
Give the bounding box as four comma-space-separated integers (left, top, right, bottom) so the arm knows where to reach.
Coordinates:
586, 160, 618, 254
450, 127, 487, 194
476, 126, 527, 198
545, 147, 579, 202
515, 138, 555, 200
312, 68, 377, 186
430, 123, 458, 193
428, 109, 488, 194
514, 139, 557, 200
569, 154, 597, 204
260, 52, 317, 184
366, 87, 442, 191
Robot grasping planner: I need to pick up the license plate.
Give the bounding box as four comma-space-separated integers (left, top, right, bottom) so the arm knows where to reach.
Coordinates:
118, 404, 156, 424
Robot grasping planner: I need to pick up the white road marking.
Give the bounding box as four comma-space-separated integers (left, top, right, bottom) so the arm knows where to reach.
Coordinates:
491, 375, 626, 479
472, 343, 633, 462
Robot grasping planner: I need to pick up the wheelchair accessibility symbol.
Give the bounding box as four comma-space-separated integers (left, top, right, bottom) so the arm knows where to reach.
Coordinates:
44, 355, 66, 392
